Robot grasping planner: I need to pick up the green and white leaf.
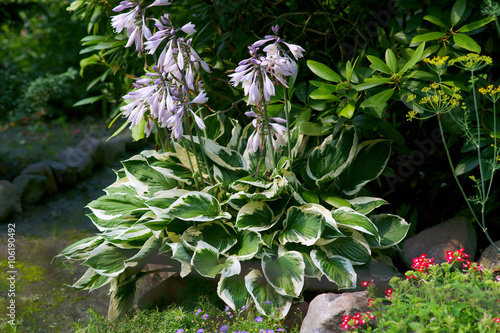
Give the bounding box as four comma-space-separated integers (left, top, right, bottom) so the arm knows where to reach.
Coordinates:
245, 269, 293, 317
87, 193, 148, 220
124, 235, 163, 267
235, 201, 277, 232
347, 197, 388, 215
218, 274, 251, 311
192, 241, 241, 278
262, 251, 305, 297
279, 205, 325, 246
306, 126, 357, 185
166, 192, 231, 221
366, 214, 410, 248
146, 189, 190, 217
57, 236, 104, 260
83, 243, 137, 277
332, 207, 380, 241
200, 137, 247, 171
168, 242, 193, 277
225, 230, 262, 260
181, 221, 237, 253
311, 249, 357, 289
122, 157, 178, 195
322, 230, 371, 265
337, 139, 391, 196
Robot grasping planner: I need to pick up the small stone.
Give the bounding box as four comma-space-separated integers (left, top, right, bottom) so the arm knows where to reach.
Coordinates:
300, 291, 370, 333
0, 180, 22, 222
21, 161, 58, 195
78, 136, 105, 170
55, 148, 93, 180
13, 174, 47, 204
402, 216, 477, 267
478, 240, 500, 271
48, 160, 77, 190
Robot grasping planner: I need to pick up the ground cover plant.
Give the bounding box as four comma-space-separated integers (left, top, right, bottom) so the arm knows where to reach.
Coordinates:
341, 249, 500, 332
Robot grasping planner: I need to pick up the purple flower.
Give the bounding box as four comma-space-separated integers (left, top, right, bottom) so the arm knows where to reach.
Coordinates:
195, 309, 202, 315
219, 325, 228, 332
202, 313, 209, 320
255, 316, 263, 322
196, 329, 205, 333
176, 329, 184, 333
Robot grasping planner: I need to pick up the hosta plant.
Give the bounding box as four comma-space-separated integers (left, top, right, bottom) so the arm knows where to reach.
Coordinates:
57, 1, 410, 321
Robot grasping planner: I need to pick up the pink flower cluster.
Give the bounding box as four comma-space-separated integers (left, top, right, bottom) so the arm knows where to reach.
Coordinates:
341, 312, 375, 330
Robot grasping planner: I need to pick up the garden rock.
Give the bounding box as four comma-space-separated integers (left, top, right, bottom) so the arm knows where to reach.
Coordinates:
21, 161, 58, 195
13, 174, 47, 204
48, 160, 78, 190
55, 147, 93, 180
478, 240, 500, 271
0, 180, 22, 222
300, 291, 370, 333
78, 136, 105, 170
402, 216, 477, 267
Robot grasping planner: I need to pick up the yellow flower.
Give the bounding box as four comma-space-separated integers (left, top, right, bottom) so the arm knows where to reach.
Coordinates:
423, 56, 449, 74
479, 84, 500, 102
449, 53, 492, 72
406, 110, 418, 121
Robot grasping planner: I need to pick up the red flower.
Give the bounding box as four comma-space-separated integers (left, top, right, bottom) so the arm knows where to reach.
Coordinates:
361, 278, 374, 287
494, 318, 500, 323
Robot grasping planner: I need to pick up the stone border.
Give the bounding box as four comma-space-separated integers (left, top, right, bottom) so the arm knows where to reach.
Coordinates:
0, 131, 146, 223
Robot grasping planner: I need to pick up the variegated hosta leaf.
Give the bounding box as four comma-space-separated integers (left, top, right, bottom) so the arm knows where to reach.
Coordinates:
230, 177, 273, 191
218, 274, 251, 311
310, 249, 357, 289
306, 126, 357, 185
321, 230, 371, 265
71, 267, 112, 290
227, 176, 287, 210
166, 192, 231, 221
315, 225, 345, 246
86, 193, 148, 221
213, 165, 245, 188
181, 221, 237, 253
199, 137, 247, 171
148, 159, 193, 185
365, 214, 410, 248
104, 184, 138, 196
191, 241, 241, 278
57, 236, 104, 260
124, 235, 163, 268
87, 212, 139, 231
83, 242, 138, 277
101, 225, 153, 249
145, 189, 190, 217
262, 251, 305, 297
225, 229, 262, 261
279, 205, 325, 246
108, 275, 137, 321
244, 269, 292, 317
122, 157, 178, 196
283, 243, 322, 279
332, 206, 380, 242
168, 242, 193, 277
235, 202, 275, 232
347, 197, 389, 215
337, 139, 391, 196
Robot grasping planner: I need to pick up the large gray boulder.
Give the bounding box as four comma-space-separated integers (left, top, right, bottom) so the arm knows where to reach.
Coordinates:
13, 174, 47, 204
402, 216, 477, 266
78, 136, 105, 170
0, 180, 22, 222
478, 240, 500, 271
300, 291, 371, 333
21, 161, 58, 195
48, 160, 78, 190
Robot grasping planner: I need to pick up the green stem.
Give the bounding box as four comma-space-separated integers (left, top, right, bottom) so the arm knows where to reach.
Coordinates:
155, 121, 167, 153
262, 102, 277, 170
185, 122, 204, 187
180, 132, 200, 190
470, 71, 487, 222
283, 88, 292, 162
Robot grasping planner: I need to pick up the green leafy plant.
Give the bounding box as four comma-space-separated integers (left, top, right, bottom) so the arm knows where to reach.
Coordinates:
57, 1, 410, 321
406, 53, 500, 253
345, 249, 500, 332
